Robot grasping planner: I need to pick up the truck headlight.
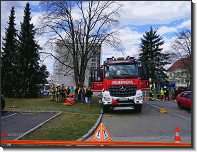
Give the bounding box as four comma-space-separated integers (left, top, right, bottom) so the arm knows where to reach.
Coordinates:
136, 96, 142, 100
104, 97, 111, 101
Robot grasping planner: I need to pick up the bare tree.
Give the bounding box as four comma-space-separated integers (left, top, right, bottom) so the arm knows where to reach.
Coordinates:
170, 29, 191, 86
36, 1, 124, 87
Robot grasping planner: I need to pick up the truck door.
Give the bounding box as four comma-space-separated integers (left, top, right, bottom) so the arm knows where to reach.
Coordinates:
139, 64, 150, 91
91, 66, 103, 92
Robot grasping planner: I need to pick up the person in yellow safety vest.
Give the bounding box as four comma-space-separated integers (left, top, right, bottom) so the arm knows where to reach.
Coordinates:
56, 84, 61, 102
51, 84, 56, 101
163, 86, 167, 100
161, 88, 164, 101
149, 86, 154, 101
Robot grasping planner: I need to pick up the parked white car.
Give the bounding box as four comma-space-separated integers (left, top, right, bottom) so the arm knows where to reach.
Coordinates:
43, 90, 50, 95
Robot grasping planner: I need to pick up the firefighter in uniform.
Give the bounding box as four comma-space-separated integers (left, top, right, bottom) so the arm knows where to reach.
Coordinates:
56, 84, 61, 102
51, 84, 56, 101
163, 86, 167, 100
60, 84, 66, 102
149, 86, 154, 101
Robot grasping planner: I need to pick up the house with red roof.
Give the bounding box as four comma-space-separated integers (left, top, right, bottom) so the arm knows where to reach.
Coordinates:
166, 57, 191, 87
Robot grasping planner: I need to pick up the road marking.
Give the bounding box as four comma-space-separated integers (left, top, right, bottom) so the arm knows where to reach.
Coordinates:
150, 104, 161, 109
1, 113, 17, 119
148, 104, 191, 121
172, 113, 191, 122
149, 104, 188, 113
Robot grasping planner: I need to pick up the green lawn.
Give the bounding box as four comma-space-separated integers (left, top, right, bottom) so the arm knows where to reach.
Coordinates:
4, 95, 102, 113
3, 95, 102, 144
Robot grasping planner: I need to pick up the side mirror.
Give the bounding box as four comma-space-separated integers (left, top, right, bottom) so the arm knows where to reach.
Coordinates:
106, 65, 109, 70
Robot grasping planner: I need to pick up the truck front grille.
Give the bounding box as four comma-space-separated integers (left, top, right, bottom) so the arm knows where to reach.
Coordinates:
108, 85, 137, 97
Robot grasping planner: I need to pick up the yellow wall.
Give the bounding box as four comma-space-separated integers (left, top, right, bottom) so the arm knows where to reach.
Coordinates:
167, 68, 190, 87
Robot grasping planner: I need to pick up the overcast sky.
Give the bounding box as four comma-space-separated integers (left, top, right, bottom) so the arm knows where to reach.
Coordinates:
1, 1, 194, 80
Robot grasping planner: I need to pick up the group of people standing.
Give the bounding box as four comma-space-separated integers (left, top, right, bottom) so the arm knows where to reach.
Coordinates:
160, 86, 170, 101
149, 85, 179, 101
161, 86, 180, 101
51, 84, 93, 105
74, 86, 93, 106
51, 84, 74, 102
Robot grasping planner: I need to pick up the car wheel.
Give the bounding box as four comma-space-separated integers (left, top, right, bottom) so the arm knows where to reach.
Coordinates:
178, 102, 183, 109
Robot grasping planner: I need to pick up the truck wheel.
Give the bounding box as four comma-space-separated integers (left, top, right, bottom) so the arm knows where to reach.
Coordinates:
103, 106, 109, 113
134, 105, 142, 113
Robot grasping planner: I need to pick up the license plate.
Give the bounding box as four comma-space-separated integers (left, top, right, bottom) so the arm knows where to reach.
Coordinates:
113, 107, 134, 110
119, 98, 128, 101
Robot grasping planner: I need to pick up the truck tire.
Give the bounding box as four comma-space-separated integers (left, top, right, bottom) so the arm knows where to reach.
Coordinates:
134, 105, 142, 113
103, 105, 110, 113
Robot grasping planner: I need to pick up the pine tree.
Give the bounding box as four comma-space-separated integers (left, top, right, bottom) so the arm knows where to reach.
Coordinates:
37, 65, 50, 85
17, 3, 42, 97
139, 26, 170, 89
1, 7, 18, 97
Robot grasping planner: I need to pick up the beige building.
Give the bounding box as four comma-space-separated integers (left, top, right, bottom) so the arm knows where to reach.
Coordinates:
166, 57, 191, 87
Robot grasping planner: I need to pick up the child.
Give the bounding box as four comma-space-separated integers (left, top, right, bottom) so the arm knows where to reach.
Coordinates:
69, 86, 74, 96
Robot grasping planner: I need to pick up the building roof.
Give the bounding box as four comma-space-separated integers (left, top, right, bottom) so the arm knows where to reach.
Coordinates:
168, 57, 191, 71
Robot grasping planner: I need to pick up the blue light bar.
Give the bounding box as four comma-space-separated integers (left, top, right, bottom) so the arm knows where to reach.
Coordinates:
129, 57, 134, 59
107, 58, 112, 60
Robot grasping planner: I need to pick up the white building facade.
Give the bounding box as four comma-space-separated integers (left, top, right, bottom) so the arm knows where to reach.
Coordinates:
52, 44, 101, 88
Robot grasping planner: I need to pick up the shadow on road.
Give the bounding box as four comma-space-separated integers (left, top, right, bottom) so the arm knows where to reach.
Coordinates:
103, 110, 141, 115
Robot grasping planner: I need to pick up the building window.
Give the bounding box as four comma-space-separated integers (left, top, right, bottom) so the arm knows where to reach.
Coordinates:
170, 73, 172, 77
177, 72, 179, 76
178, 80, 180, 84
91, 63, 96, 67
181, 79, 184, 84
92, 58, 96, 62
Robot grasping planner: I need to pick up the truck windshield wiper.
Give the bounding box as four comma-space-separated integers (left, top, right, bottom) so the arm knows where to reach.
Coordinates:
120, 74, 137, 78
111, 74, 121, 78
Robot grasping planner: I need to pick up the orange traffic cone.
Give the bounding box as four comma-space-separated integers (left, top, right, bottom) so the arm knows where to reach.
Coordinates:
175, 127, 181, 143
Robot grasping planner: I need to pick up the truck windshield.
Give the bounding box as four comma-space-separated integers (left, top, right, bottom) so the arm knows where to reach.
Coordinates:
105, 64, 138, 79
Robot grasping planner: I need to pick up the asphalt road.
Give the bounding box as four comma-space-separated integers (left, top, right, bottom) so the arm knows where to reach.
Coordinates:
85, 100, 191, 143
1, 110, 61, 146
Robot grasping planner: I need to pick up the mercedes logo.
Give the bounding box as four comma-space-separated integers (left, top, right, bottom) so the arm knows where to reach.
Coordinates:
120, 85, 126, 91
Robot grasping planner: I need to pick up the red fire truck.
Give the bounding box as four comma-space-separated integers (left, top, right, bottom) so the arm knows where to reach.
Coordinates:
91, 56, 150, 113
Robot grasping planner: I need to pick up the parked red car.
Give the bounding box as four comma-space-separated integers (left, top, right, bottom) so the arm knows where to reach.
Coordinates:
177, 91, 191, 109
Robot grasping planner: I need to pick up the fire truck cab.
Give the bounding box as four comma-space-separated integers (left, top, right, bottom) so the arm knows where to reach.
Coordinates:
91, 56, 149, 113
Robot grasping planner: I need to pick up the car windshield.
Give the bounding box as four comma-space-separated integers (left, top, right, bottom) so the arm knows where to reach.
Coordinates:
105, 64, 138, 79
